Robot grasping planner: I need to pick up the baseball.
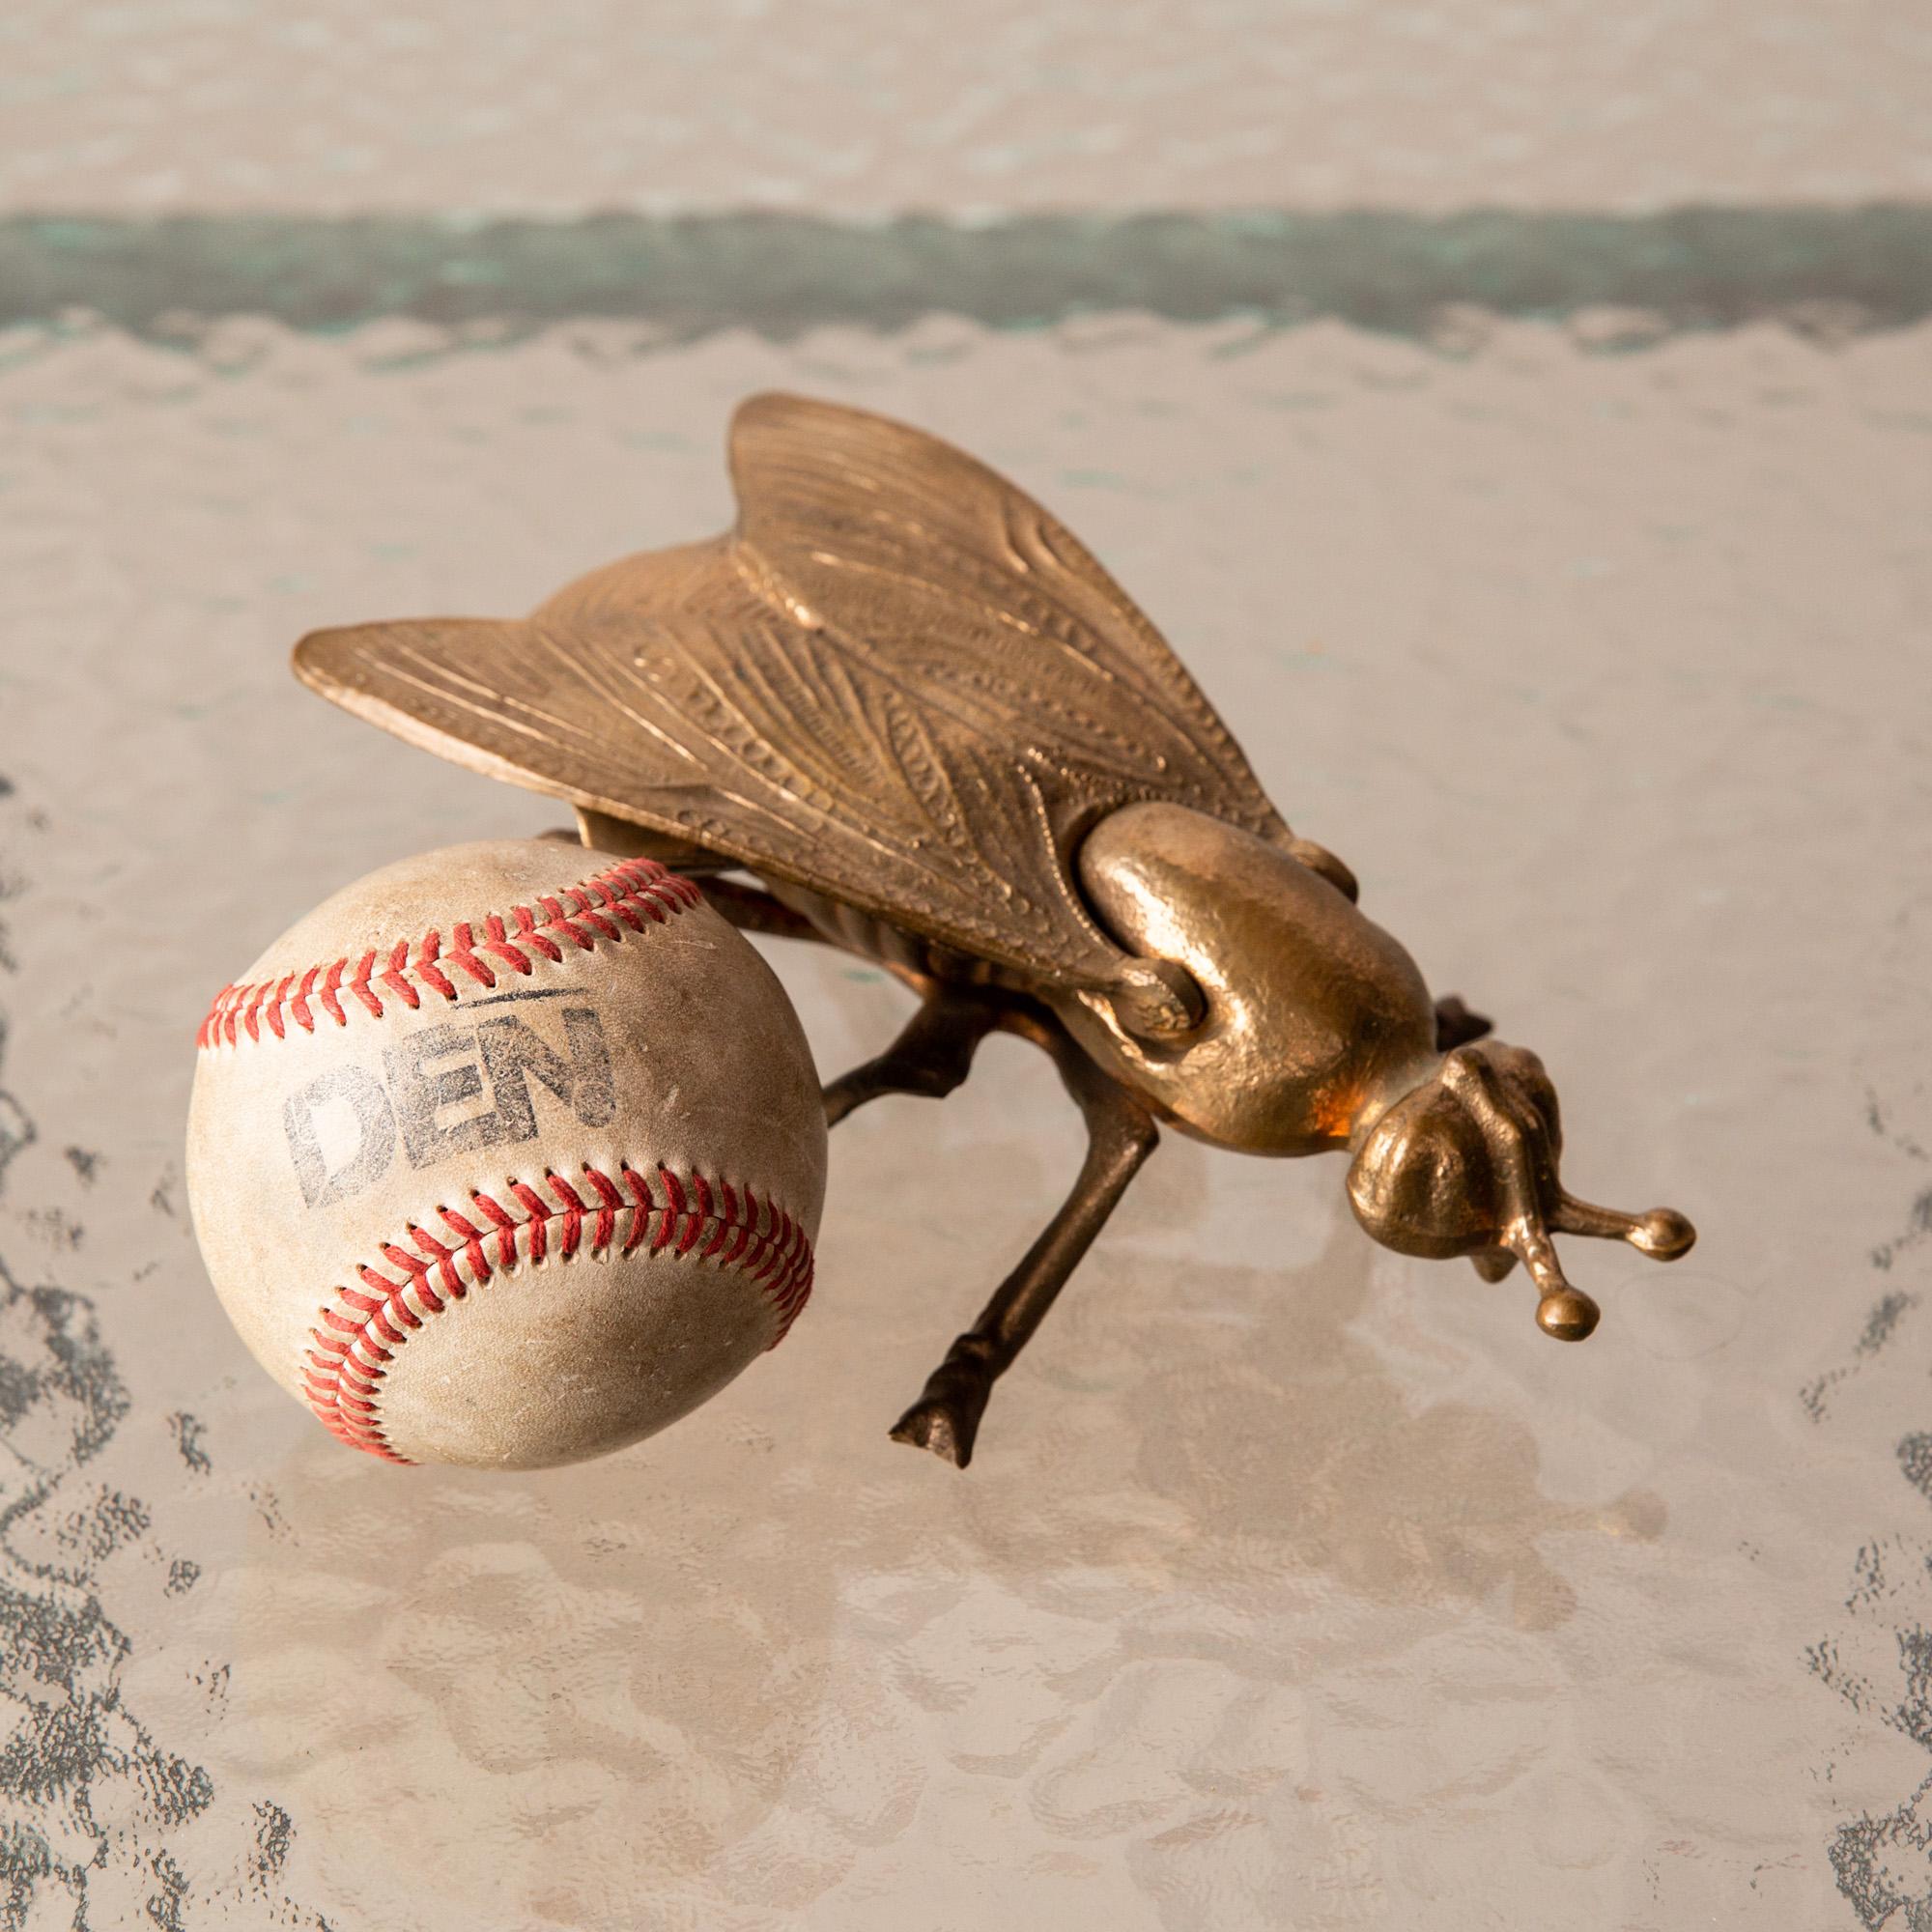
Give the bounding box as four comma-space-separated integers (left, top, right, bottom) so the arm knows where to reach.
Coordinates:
186, 840, 827, 1469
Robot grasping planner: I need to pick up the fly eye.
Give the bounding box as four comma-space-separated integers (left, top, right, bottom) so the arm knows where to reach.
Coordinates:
1347, 1088, 1503, 1260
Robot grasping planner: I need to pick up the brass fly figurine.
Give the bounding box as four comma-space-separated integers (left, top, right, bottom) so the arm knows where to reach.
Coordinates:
294, 393, 1695, 1467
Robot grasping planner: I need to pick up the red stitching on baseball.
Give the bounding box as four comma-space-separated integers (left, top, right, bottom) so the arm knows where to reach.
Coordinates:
195, 857, 704, 1049
301, 1161, 814, 1463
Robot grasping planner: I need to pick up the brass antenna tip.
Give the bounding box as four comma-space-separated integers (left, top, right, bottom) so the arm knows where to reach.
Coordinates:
1536, 1288, 1602, 1342
1630, 1208, 1696, 1261
1513, 1225, 1600, 1342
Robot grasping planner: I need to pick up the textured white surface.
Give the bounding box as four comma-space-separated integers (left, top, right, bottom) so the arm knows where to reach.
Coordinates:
185, 839, 823, 1469
3, 0, 1930, 213
1, 315, 1928, 1925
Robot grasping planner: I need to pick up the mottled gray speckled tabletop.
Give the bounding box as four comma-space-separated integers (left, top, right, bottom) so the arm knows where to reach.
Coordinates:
2, 8, 1930, 1929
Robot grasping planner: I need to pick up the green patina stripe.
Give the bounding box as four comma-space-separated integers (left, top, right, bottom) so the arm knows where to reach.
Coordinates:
2, 207, 1927, 339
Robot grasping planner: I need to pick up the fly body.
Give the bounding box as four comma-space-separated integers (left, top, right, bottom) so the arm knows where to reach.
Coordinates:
295, 393, 1694, 1464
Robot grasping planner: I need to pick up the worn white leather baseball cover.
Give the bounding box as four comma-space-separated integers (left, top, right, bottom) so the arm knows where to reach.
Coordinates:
186, 839, 827, 1468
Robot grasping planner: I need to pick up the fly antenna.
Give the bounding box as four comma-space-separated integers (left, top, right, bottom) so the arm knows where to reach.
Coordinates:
1550, 1192, 1697, 1260
1504, 1219, 1603, 1342
1501, 1190, 1695, 1339
1439, 1046, 1695, 1342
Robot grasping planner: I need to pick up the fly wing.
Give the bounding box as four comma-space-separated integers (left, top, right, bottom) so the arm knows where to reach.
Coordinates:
726, 392, 1289, 846
295, 395, 1292, 997
296, 543, 841, 860
295, 540, 1132, 989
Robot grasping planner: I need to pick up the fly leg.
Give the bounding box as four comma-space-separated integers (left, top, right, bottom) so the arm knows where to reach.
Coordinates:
1435, 996, 1492, 1051
822, 984, 1007, 1126
891, 1015, 1159, 1467
697, 876, 830, 947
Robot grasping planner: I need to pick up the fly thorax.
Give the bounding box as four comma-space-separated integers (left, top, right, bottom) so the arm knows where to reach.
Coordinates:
1054, 802, 1437, 1156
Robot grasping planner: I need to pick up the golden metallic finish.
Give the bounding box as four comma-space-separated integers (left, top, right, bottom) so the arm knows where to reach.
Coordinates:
1059, 802, 1436, 1157
1346, 1038, 1694, 1344
293, 392, 1696, 1467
